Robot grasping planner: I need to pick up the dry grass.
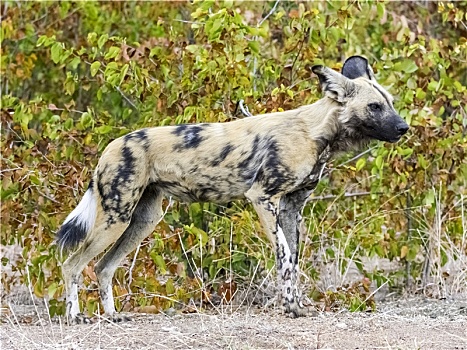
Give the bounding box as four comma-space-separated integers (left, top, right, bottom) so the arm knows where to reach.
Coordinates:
2, 186, 466, 349
2, 295, 467, 350
419, 190, 467, 297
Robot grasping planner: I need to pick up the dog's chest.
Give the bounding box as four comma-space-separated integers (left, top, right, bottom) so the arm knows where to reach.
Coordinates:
295, 145, 332, 191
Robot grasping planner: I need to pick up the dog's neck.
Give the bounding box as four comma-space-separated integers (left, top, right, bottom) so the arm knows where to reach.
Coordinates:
329, 127, 370, 154
315, 99, 370, 156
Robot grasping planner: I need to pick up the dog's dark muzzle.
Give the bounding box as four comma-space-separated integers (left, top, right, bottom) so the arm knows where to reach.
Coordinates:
365, 114, 409, 143
387, 117, 409, 143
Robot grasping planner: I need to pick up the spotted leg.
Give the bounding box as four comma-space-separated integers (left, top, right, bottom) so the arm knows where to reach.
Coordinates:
278, 188, 312, 317
62, 218, 129, 324
245, 186, 309, 317
94, 185, 164, 322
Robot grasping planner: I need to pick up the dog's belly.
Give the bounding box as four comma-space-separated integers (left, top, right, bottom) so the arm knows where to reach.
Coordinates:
155, 176, 249, 204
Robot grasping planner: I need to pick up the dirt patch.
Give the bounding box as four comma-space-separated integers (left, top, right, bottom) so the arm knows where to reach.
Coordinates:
1, 297, 466, 350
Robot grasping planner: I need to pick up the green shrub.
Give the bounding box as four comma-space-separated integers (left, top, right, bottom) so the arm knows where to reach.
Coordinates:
1, 1, 466, 316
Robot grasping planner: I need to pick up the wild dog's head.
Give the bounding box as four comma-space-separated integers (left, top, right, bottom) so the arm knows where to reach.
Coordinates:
312, 56, 409, 143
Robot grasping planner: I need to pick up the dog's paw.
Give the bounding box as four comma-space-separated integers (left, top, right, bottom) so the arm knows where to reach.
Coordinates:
105, 313, 133, 323
67, 313, 93, 325
284, 300, 317, 318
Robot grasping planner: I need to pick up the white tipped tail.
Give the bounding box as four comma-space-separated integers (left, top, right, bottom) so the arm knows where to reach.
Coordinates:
57, 185, 97, 249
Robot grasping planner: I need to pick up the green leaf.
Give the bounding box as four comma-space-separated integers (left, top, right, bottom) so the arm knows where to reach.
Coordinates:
397, 59, 418, 73
48, 282, 58, 299
428, 80, 439, 91
69, 57, 81, 70
235, 53, 244, 62
185, 45, 198, 54
191, 226, 209, 247
64, 118, 74, 131
87, 32, 97, 44
119, 64, 129, 85
375, 155, 383, 170
64, 79, 75, 95
95, 125, 113, 134
51, 43, 62, 64
80, 112, 93, 128
418, 154, 428, 169
415, 88, 426, 100
376, 2, 385, 18
248, 41, 260, 55
407, 77, 417, 89
151, 253, 167, 274
104, 46, 120, 60
356, 157, 366, 172
206, 16, 224, 41
90, 61, 101, 77
37, 35, 56, 47
30, 175, 41, 186
1, 183, 19, 200
98, 33, 108, 49
165, 278, 175, 294
106, 62, 118, 71
407, 245, 419, 261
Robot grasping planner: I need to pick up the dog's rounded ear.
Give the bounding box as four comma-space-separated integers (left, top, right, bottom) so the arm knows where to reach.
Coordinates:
311, 65, 326, 84
342, 56, 376, 80
312, 65, 356, 103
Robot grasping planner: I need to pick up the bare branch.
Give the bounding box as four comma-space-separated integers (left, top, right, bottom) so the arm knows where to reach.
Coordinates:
258, 0, 281, 27
334, 146, 378, 169
239, 99, 253, 117
307, 191, 381, 202
253, 0, 281, 91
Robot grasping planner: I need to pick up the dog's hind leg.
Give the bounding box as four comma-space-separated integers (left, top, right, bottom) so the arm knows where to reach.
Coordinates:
62, 216, 129, 324
94, 184, 164, 322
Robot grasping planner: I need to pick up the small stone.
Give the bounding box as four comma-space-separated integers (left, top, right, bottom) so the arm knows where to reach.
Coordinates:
336, 322, 348, 329
164, 307, 177, 317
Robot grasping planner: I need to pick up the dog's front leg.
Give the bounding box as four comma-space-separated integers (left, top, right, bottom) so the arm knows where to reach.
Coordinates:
278, 189, 312, 317
246, 187, 309, 317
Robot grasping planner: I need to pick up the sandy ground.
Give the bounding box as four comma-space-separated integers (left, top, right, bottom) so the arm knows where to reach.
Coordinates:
1, 297, 467, 350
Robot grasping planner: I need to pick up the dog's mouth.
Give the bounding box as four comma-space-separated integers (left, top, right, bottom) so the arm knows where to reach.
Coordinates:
362, 125, 406, 143
386, 136, 401, 143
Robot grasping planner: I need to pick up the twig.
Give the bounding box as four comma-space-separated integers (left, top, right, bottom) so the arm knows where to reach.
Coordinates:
354, 280, 389, 312
318, 162, 327, 181
258, 0, 281, 27
307, 191, 380, 202
334, 146, 378, 169
0, 167, 22, 173
239, 99, 252, 117
47, 105, 85, 115
37, 189, 60, 204
172, 19, 202, 25
289, 27, 309, 84
406, 191, 412, 290
127, 243, 141, 289
25, 266, 48, 339
82, 57, 139, 111
253, 0, 281, 91
116, 86, 138, 111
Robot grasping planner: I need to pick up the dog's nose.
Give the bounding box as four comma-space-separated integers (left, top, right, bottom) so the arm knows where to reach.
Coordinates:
396, 123, 409, 135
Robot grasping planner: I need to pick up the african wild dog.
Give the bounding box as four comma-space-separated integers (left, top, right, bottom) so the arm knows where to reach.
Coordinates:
57, 56, 409, 323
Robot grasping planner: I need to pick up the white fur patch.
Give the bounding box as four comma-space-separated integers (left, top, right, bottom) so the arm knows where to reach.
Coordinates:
67, 281, 80, 318
101, 283, 116, 315
276, 225, 303, 308
276, 226, 291, 259
63, 189, 97, 233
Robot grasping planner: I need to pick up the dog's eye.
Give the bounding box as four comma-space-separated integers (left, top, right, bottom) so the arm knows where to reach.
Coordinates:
369, 103, 382, 111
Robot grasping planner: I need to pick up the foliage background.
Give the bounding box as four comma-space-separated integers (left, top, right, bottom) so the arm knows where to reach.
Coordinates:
1, 1, 466, 316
